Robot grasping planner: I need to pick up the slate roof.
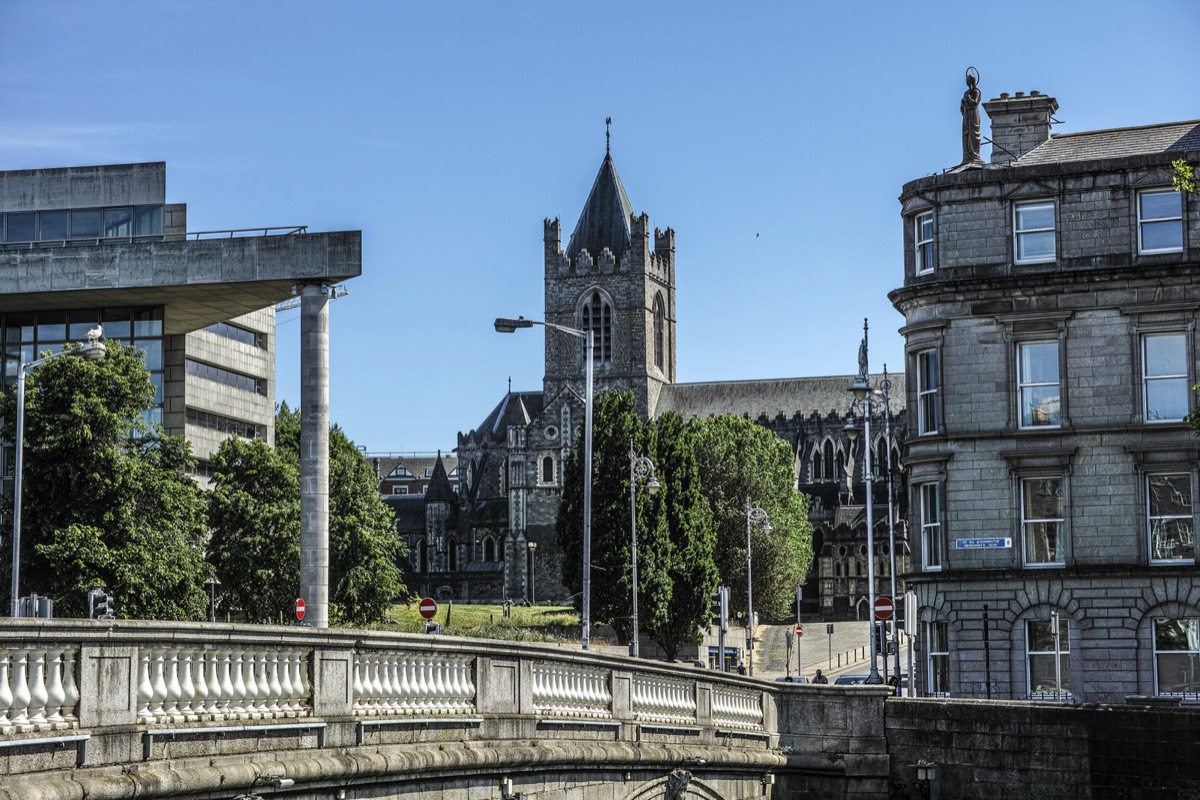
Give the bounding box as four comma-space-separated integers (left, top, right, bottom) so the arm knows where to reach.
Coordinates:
425, 454, 456, 502
469, 391, 545, 445
1014, 120, 1200, 166
566, 153, 634, 262
654, 373, 905, 422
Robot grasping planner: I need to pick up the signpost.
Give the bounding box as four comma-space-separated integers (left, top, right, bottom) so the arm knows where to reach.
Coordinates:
874, 596, 895, 620
295, 598, 306, 622
419, 597, 438, 619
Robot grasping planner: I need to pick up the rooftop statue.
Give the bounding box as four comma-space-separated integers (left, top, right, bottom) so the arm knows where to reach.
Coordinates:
961, 67, 983, 165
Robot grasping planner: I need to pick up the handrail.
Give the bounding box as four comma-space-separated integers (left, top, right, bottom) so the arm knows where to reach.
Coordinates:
0, 226, 308, 249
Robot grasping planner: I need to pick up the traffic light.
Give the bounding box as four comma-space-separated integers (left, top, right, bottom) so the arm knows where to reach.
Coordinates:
874, 621, 890, 654
90, 588, 114, 620
710, 585, 729, 633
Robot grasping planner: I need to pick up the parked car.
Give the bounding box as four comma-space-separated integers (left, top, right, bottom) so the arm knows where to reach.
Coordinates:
775, 675, 809, 683
833, 674, 868, 685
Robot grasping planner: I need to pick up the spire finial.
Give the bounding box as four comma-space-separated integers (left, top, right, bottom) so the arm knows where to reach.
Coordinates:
508, 376, 512, 394
605, 116, 612, 155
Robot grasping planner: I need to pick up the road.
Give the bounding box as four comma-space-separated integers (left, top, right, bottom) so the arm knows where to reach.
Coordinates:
753, 619, 912, 682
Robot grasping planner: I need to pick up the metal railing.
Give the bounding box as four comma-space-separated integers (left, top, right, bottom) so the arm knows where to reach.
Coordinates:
0, 226, 307, 250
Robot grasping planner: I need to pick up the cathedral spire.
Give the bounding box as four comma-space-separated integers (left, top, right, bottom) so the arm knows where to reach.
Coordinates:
565, 144, 634, 263
605, 116, 611, 155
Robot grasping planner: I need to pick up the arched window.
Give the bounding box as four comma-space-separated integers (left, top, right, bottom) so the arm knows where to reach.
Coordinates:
836, 449, 845, 482
581, 289, 613, 364
874, 438, 888, 480
652, 293, 665, 370
418, 540, 428, 573
541, 454, 555, 484
811, 448, 823, 482
823, 440, 835, 482
447, 537, 458, 571
483, 536, 496, 563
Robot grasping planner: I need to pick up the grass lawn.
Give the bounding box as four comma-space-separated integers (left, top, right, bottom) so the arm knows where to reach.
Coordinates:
380, 601, 581, 642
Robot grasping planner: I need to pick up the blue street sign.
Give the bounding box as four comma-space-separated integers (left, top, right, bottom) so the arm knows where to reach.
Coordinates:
954, 537, 1012, 549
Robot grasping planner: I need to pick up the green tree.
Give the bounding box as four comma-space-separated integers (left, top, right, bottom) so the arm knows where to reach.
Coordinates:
206, 437, 300, 623
557, 391, 672, 643
3, 342, 209, 619
645, 411, 719, 660
691, 414, 812, 620
209, 403, 406, 626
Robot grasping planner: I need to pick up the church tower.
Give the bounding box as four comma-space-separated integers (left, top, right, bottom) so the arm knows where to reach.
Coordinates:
542, 145, 676, 418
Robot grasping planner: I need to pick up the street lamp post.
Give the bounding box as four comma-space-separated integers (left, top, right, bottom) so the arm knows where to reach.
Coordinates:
846, 318, 883, 684
495, 316, 594, 649
879, 365, 903, 683
628, 438, 660, 658
744, 498, 769, 677
204, 577, 220, 623
10, 338, 107, 617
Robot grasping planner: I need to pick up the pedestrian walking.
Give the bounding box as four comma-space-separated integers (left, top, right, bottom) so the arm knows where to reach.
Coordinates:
812, 669, 828, 684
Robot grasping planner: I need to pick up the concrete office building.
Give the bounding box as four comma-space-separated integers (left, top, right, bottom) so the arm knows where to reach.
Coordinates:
893, 88, 1200, 702
0, 161, 360, 621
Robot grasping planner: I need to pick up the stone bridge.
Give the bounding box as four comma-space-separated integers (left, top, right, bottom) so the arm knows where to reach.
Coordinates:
0, 620, 891, 799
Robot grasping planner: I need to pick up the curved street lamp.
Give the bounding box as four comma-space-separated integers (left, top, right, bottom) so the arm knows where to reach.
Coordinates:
495, 316, 594, 649
745, 498, 769, 676
628, 438, 660, 658
11, 338, 107, 616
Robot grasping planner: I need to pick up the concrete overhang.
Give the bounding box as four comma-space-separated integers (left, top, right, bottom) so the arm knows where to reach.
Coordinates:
0, 231, 361, 335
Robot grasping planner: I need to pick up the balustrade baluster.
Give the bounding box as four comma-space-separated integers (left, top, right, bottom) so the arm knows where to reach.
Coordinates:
45, 647, 66, 727
244, 651, 262, 719
179, 648, 197, 721
191, 646, 210, 720
216, 648, 234, 720
267, 650, 283, 716
62, 647, 79, 724
278, 650, 298, 716
0, 651, 13, 733
27, 648, 48, 729
164, 648, 184, 722
393, 654, 410, 713
230, 652, 248, 719
379, 652, 396, 714
11, 651, 31, 730
150, 649, 169, 722
351, 653, 365, 713
296, 651, 311, 712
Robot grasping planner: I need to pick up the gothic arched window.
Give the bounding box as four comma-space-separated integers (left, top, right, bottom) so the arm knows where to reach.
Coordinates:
447, 537, 458, 571
541, 454, 555, 484
652, 293, 665, 370
418, 540, 428, 573
483, 536, 496, 563
823, 440, 835, 482
581, 289, 613, 364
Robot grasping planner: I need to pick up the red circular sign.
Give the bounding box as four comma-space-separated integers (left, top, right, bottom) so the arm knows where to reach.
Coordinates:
295, 598, 306, 621
874, 596, 895, 620
419, 597, 438, 619
794, 624, 804, 637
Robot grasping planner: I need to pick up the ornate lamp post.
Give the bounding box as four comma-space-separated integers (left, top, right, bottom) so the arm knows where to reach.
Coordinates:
495, 316, 594, 649
845, 318, 883, 684
745, 498, 769, 677
628, 438, 660, 658
527, 541, 537, 605
11, 337, 107, 617
878, 365, 903, 683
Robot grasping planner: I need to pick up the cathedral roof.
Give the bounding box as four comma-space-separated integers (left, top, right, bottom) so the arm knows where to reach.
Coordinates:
425, 452, 457, 502
566, 153, 634, 262
469, 391, 545, 445
654, 374, 905, 422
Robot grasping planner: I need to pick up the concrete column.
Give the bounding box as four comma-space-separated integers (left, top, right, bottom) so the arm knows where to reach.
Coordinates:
300, 283, 330, 628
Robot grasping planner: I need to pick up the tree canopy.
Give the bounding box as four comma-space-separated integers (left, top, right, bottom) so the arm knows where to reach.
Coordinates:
208, 403, 406, 626
557, 390, 810, 655
2, 342, 209, 619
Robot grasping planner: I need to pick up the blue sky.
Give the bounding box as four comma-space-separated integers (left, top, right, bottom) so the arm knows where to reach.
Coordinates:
3, 1, 1197, 452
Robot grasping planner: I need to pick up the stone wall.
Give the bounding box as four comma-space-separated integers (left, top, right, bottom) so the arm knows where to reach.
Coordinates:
884, 697, 1200, 800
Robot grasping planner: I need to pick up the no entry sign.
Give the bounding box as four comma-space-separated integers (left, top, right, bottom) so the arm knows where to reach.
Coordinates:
874, 596, 895, 620
794, 624, 803, 637
295, 598, 306, 621
419, 597, 438, 619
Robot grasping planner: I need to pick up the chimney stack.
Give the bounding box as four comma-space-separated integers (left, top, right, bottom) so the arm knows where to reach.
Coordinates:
982, 91, 1058, 164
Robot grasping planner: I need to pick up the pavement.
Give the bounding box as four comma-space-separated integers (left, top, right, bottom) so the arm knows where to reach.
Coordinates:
754, 619, 912, 683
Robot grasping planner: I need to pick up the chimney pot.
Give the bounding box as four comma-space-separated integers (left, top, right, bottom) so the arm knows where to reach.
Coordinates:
1000, 92, 1010, 99
1015, 91, 1026, 98
1030, 90, 1040, 97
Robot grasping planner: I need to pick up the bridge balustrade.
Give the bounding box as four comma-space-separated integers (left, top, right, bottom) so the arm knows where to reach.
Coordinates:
0, 620, 888, 799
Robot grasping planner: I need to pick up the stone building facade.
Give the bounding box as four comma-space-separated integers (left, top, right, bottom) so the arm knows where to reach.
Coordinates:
405, 148, 911, 620
892, 89, 1200, 702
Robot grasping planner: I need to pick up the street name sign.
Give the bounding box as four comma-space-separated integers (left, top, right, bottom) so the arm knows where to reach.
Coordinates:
954, 537, 1013, 549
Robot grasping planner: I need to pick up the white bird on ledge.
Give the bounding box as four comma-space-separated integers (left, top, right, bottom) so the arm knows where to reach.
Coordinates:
85, 324, 104, 342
